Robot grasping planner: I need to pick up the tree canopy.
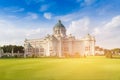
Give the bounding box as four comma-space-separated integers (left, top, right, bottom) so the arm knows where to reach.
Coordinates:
1, 45, 24, 53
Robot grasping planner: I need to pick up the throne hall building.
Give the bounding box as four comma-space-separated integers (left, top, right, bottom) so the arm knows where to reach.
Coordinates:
24, 20, 95, 57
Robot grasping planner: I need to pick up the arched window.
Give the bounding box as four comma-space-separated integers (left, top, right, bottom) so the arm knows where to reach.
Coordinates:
40, 48, 44, 52
58, 30, 60, 34
36, 48, 39, 53
85, 46, 90, 51
64, 47, 68, 51
28, 48, 32, 52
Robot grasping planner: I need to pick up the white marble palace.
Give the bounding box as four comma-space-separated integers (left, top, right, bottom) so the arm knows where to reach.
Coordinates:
24, 20, 96, 57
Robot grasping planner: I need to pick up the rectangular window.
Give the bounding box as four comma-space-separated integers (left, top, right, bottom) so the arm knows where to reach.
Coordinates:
64, 47, 68, 51
85, 46, 90, 51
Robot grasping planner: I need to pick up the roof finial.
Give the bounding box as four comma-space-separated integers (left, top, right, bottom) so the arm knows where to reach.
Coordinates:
58, 20, 61, 23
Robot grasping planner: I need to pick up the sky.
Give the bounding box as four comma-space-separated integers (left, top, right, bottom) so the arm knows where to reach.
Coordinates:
0, 0, 120, 49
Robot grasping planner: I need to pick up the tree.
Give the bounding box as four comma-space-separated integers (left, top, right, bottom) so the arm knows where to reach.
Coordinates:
111, 48, 120, 55
1, 45, 24, 53
104, 49, 112, 58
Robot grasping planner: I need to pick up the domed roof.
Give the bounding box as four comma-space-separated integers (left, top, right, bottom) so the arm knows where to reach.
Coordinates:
85, 34, 92, 40
53, 20, 65, 30
86, 34, 91, 38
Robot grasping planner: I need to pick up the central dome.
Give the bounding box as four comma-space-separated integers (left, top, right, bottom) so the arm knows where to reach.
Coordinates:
53, 20, 65, 30
53, 20, 66, 37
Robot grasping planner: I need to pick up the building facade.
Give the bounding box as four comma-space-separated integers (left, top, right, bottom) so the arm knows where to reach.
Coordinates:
24, 20, 96, 57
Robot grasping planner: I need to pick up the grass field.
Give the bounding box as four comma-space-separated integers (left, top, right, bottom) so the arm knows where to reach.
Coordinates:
0, 56, 120, 80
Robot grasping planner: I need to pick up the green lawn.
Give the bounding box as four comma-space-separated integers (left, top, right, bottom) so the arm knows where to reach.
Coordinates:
0, 56, 120, 80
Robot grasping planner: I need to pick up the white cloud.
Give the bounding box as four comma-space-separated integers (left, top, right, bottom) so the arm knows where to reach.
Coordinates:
25, 13, 38, 20
78, 0, 97, 7
64, 15, 120, 49
0, 19, 51, 46
26, 27, 52, 38
84, 0, 96, 5
0, 20, 25, 45
4, 7, 24, 13
40, 5, 49, 12
92, 15, 120, 49
25, 0, 45, 5
55, 12, 86, 22
93, 15, 120, 35
53, 5, 89, 22
55, 14, 74, 22
12, 8, 24, 12
104, 15, 120, 30
67, 17, 90, 38
92, 27, 100, 35
43, 12, 52, 19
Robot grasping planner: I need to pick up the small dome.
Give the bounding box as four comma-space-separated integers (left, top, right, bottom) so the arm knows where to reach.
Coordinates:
53, 20, 66, 30
85, 34, 92, 40
86, 34, 91, 38
53, 20, 66, 37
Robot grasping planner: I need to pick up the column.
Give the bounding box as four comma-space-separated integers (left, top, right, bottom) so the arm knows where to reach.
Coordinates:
46, 40, 50, 56
68, 40, 72, 56
58, 38, 62, 57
